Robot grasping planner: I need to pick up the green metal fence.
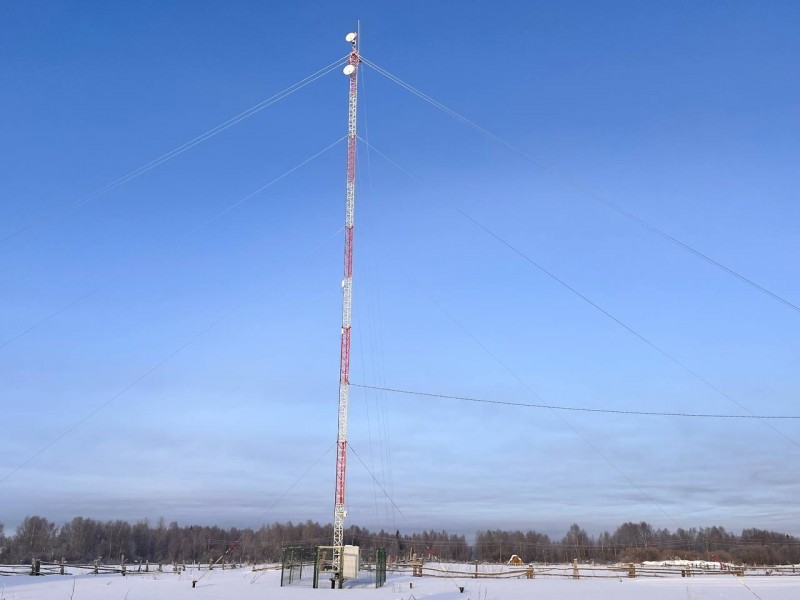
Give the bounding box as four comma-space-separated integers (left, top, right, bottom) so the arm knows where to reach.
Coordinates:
280, 545, 315, 587
376, 548, 387, 588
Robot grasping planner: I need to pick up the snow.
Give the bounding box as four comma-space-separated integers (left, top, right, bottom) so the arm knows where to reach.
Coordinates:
1, 564, 799, 599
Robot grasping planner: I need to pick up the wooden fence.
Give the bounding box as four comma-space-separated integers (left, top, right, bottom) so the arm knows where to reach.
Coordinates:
0, 558, 243, 577
392, 560, 800, 580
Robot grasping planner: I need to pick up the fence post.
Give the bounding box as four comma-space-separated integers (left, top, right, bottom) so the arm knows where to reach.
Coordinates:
313, 546, 320, 589
60, 558, 65, 575
145, 560, 149, 573
94, 559, 99, 575
628, 563, 636, 578
526, 565, 534, 579
572, 559, 579, 579
475, 561, 478, 579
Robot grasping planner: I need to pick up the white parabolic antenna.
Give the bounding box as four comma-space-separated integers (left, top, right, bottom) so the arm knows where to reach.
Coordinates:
345, 32, 357, 43
343, 64, 356, 76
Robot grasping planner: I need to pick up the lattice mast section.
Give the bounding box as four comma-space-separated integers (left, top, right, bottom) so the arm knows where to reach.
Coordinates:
333, 31, 360, 578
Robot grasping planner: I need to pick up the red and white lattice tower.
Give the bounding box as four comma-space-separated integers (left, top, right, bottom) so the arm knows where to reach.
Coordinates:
333, 30, 359, 578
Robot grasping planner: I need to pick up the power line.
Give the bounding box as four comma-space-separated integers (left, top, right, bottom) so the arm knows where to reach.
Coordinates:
0, 137, 345, 352
360, 56, 800, 317
353, 33, 382, 534
357, 135, 800, 444
0, 54, 348, 248
348, 442, 407, 522
0, 308, 237, 484
360, 133, 800, 472
355, 227, 682, 527
457, 209, 800, 449
356, 41, 392, 532
0, 292, 94, 350
353, 138, 689, 526
259, 443, 335, 521
350, 383, 800, 420
0, 226, 344, 484
177, 136, 345, 240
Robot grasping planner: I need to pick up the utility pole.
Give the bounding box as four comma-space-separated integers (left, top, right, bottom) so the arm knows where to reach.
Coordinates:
332, 28, 360, 587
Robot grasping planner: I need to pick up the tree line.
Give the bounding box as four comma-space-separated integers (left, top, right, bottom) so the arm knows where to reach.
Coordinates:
474, 522, 800, 565
0, 517, 798, 565
0, 516, 467, 565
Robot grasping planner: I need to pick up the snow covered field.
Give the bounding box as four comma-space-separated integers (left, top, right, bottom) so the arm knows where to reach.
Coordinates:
1, 564, 799, 599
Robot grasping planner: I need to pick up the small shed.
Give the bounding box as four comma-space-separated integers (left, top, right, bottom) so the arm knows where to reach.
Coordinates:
507, 554, 523, 566
342, 545, 360, 579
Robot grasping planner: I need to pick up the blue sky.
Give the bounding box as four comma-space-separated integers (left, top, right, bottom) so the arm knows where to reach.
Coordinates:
1, 1, 799, 538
